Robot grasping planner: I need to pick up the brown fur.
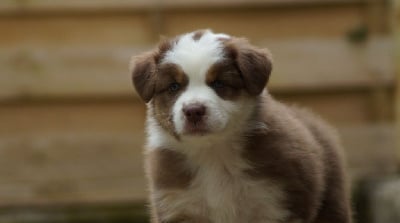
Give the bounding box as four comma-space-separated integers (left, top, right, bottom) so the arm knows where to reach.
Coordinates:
131, 38, 175, 103
192, 29, 207, 41
131, 51, 157, 103
223, 38, 272, 95
205, 60, 244, 100
131, 39, 188, 136
293, 108, 352, 222
151, 63, 188, 137
242, 94, 352, 222
146, 148, 194, 190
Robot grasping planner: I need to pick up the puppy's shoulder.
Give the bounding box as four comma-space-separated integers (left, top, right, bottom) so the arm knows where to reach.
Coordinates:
286, 103, 344, 162
256, 93, 345, 169
258, 93, 339, 148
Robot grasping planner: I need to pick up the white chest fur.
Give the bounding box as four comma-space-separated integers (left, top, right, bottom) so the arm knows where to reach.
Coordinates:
151, 141, 289, 223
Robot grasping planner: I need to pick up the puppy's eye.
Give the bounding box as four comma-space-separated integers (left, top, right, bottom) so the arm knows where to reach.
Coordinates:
168, 82, 181, 92
211, 80, 224, 89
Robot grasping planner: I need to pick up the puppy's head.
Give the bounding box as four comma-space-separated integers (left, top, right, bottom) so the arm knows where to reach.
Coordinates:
131, 30, 272, 137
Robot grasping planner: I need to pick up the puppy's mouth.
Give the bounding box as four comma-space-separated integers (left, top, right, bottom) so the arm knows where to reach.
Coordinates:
183, 121, 209, 136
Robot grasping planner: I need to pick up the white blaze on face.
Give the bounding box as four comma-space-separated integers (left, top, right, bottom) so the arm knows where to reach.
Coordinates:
161, 30, 237, 135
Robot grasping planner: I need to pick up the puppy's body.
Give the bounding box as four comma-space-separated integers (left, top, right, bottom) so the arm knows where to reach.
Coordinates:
131, 30, 351, 223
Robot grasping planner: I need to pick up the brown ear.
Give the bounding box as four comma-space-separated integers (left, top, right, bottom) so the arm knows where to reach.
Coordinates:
130, 51, 157, 103
226, 39, 272, 95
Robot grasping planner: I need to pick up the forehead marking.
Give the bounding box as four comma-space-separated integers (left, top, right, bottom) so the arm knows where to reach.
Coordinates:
162, 31, 230, 85
192, 30, 206, 41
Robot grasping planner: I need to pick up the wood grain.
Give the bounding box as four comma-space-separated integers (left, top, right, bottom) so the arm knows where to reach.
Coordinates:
0, 102, 147, 206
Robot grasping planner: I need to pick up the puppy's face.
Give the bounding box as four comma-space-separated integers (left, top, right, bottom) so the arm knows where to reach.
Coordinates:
131, 30, 272, 138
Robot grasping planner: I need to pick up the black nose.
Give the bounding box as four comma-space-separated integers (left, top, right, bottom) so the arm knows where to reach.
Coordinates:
182, 104, 206, 123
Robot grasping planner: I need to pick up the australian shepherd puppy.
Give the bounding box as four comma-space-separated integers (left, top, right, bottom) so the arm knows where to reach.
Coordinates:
130, 30, 352, 223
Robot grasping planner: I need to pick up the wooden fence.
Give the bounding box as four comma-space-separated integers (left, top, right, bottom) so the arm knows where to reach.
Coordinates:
0, 0, 397, 220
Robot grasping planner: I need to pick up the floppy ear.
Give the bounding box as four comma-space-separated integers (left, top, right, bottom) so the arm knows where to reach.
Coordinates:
227, 39, 272, 95
130, 51, 157, 103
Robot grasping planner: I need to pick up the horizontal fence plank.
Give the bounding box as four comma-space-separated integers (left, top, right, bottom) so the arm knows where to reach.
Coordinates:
0, 47, 140, 100
0, 122, 395, 206
266, 37, 394, 91
0, 0, 363, 13
0, 5, 364, 46
0, 14, 153, 47
0, 202, 148, 223
163, 5, 363, 39
0, 37, 394, 101
0, 101, 147, 206
340, 123, 397, 182
278, 91, 382, 125
0, 133, 147, 206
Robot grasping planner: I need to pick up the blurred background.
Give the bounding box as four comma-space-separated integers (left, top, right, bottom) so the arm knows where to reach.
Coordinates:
0, 0, 399, 222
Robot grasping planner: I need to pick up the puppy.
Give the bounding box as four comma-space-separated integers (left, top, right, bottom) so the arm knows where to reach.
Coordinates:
130, 30, 352, 223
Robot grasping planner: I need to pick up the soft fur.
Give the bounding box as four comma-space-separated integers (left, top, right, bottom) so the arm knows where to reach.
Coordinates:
130, 30, 352, 223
